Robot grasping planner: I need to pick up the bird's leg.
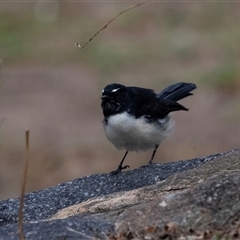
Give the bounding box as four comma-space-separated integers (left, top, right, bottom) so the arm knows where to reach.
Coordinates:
110, 151, 130, 175
148, 145, 159, 164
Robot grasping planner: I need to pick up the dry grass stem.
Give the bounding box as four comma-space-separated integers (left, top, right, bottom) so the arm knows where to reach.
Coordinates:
75, 1, 147, 49
17, 130, 30, 240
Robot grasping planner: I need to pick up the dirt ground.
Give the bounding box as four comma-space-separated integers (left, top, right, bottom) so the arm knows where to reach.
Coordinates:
0, 64, 239, 200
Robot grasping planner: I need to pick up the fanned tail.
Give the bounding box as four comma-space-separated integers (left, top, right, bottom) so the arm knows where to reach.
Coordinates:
157, 82, 197, 113
158, 82, 197, 101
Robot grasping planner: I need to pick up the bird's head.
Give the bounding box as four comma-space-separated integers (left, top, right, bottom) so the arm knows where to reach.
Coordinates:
101, 83, 127, 117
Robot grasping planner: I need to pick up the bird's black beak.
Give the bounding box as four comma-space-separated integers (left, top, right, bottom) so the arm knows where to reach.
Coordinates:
101, 95, 109, 100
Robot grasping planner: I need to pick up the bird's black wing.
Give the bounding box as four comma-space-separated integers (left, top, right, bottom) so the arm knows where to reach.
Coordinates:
138, 98, 188, 121
126, 85, 191, 120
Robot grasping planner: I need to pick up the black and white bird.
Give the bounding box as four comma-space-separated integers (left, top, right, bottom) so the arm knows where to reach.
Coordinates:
101, 82, 196, 174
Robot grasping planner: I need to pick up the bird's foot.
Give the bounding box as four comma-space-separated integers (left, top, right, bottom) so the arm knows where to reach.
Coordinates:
140, 161, 153, 169
110, 165, 130, 175
148, 159, 154, 165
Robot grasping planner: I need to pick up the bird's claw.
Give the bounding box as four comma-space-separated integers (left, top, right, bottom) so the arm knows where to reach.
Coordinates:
110, 165, 130, 175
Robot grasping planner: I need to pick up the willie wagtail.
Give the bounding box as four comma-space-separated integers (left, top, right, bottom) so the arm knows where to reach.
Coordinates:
101, 82, 196, 174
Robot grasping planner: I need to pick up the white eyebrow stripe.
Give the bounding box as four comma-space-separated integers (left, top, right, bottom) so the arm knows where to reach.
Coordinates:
111, 88, 120, 93
102, 89, 105, 93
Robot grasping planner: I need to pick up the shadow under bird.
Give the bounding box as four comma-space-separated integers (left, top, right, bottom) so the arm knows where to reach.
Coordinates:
101, 82, 197, 174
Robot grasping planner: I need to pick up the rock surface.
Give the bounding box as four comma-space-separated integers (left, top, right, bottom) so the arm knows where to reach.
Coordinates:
0, 149, 240, 239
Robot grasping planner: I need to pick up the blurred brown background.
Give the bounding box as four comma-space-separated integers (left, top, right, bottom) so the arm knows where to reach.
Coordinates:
0, 2, 239, 200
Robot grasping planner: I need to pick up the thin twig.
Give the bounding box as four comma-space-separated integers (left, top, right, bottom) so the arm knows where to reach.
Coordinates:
75, 1, 147, 49
0, 59, 2, 81
0, 60, 4, 127
18, 130, 30, 240
0, 59, 2, 71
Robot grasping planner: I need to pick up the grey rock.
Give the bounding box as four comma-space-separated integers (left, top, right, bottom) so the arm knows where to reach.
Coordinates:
0, 149, 239, 239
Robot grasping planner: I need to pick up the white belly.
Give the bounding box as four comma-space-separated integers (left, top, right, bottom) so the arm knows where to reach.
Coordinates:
103, 112, 175, 151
